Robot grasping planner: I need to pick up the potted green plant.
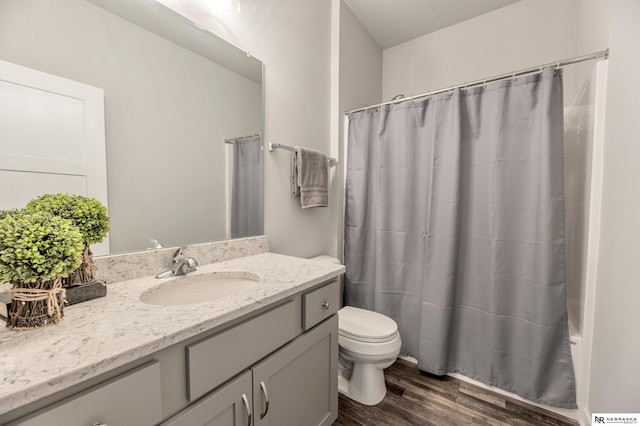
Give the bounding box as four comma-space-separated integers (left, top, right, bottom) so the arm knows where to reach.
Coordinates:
0, 211, 84, 329
0, 208, 22, 220
25, 193, 109, 290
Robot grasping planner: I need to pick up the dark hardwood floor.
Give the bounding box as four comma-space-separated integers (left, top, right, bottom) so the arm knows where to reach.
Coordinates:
334, 359, 579, 426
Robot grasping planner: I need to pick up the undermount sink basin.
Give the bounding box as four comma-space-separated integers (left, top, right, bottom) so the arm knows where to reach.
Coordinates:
140, 271, 261, 306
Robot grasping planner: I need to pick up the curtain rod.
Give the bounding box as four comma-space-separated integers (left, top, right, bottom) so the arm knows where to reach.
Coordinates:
268, 142, 338, 164
346, 49, 609, 115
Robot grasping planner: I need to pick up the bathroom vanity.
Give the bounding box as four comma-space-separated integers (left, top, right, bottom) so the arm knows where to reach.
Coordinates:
0, 252, 344, 425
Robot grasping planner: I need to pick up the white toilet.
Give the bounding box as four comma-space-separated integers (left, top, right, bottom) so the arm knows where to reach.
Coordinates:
310, 256, 402, 406
338, 306, 402, 405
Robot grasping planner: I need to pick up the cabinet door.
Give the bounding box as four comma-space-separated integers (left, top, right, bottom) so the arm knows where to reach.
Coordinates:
162, 370, 252, 426
252, 315, 338, 426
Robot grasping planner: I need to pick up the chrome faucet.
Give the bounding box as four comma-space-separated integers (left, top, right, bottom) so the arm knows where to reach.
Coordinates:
172, 246, 198, 275
155, 246, 198, 278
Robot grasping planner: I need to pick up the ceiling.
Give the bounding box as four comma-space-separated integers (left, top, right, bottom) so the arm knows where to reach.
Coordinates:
344, 0, 523, 49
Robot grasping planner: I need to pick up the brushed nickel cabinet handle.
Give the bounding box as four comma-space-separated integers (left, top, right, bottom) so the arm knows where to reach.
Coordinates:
322, 301, 331, 310
259, 381, 270, 419
241, 393, 251, 426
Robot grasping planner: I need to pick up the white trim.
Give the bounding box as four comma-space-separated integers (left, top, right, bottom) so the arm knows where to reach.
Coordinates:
330, 0, 342, 260
579, 59, 608, 423
341, 114, 349, 264
225, 143, 233, 239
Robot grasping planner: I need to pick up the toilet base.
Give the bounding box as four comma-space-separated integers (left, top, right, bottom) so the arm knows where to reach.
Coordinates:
338, 362, 388, 405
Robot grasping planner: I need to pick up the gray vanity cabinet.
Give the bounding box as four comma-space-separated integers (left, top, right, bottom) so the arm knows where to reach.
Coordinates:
2, 278, 341, 426
164, 280, 340, 426
163, 315, 338, 426
252, 314, 338, 426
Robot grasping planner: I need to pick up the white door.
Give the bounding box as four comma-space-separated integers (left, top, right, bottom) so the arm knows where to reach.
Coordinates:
0, 59, 109, 254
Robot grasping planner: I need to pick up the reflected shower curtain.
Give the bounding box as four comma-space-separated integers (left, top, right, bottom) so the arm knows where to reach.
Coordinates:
344, 68, 576, 407
231, 135, 264, 238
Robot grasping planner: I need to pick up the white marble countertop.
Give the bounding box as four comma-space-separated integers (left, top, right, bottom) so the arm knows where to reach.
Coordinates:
0, 252, 344, 416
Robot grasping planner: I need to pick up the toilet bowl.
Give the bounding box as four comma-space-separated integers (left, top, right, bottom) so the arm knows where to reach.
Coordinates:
338, 306, 401, 405
309, 256, 402, 406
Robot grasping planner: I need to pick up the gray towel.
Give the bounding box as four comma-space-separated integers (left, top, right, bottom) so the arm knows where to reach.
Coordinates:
291, 146, 329, 208
291, 150, 300, 197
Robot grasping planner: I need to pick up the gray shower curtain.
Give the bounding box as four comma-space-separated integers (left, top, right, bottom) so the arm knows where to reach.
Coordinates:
344, 68, 576, 407
231, 135, 264, 238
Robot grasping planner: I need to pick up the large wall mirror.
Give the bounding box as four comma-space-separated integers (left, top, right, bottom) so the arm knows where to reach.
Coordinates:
0, 0, 264, 255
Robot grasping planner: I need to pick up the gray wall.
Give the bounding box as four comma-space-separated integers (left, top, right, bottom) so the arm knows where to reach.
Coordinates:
333, 0, 383, 260
338, 2, 383, 114
381, 0, 579, 102
576, 0, 640, 413
0, 0, 262, 253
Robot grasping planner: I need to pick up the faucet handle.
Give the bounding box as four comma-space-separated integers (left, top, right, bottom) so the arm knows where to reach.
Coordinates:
172, 246, 189, 263
149, 239, 164, 249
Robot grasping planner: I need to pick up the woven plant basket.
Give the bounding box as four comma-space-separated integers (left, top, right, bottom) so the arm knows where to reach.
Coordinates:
6, 277, 65, 330
65, 281, 107, 305
59, 244, 107, 305
60, 243, 100, 287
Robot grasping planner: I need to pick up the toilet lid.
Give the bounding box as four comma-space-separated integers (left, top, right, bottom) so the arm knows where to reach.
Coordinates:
338, 306, 398, 342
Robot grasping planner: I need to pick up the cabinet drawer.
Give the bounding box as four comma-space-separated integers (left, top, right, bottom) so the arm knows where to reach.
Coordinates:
187, 300, 295, 402
11, 361, 162, 426
302, 279, 339, 330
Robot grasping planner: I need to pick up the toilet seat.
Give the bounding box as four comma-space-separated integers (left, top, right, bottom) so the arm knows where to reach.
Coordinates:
339, 306, 398, 343
340, 329, 398, 344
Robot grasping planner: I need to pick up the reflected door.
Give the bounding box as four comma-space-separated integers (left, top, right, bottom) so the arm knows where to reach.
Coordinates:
0, 59, 109, 254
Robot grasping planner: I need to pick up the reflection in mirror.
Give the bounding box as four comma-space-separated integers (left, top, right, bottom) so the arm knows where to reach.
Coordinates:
0, 0, 264, 255
227, 134, 264, 239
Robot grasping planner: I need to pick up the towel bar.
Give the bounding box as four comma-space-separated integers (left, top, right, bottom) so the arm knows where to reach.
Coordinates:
268, 142, 338, 164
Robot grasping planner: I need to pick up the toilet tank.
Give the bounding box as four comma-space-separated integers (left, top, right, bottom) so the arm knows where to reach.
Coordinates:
310, 255, 341, 265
